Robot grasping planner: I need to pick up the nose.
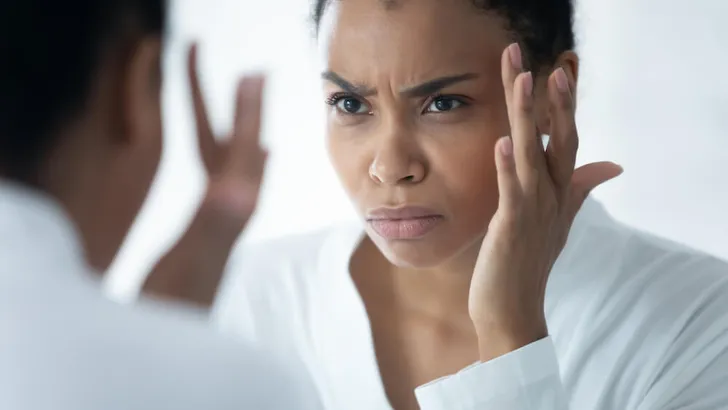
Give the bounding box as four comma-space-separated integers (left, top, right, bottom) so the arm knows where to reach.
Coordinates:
369, 136, 426, 186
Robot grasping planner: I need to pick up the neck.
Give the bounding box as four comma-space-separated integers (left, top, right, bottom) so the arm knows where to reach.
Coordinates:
355, 235, 483, 332
38, 128, 126, 274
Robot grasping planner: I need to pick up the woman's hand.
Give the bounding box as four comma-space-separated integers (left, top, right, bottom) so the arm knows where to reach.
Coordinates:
142, 44, 267, 307
191, 44, 268, 241
468, 43, 623, 361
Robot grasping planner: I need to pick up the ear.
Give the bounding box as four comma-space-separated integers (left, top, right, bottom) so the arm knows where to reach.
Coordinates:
120, 36, 164, 148
534, 50, 579, 136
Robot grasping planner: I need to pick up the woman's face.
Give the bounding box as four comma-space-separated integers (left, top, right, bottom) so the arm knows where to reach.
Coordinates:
320, 0, 553, 269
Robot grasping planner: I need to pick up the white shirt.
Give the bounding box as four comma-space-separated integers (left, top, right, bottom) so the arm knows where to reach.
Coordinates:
0, 182, 321, 410
213, 198, 728, 410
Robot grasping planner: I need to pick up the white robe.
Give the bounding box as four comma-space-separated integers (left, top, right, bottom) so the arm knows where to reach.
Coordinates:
214, 197, 728, 409
0, 181, 322, 410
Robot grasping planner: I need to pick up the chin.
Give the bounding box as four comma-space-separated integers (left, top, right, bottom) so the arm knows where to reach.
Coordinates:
366, 227, 478, 270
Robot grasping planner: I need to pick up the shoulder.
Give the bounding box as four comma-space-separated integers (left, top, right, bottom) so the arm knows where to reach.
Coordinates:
122, 309, 323, 410
211, 222, 363, 344
555, 199, 728, 299
561, 201, 728, 326
1, 284, 320, 410
549, 202, 728, 405
572, 209, 728, 298
102, 299, 323, 409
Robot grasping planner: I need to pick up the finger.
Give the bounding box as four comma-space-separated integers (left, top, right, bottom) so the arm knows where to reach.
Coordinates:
187, 44, 217, 172
501, 43, 522, 120
545, 67, 577, 197
511, 71, 548, 187
226, 75, 266, 177
501, 43, 546, 188
495, 137, 522, 212
208, 150, 269, 215
566, 161, 623, 219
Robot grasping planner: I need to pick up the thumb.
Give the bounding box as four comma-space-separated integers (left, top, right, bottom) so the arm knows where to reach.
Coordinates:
567, 161, 623, 218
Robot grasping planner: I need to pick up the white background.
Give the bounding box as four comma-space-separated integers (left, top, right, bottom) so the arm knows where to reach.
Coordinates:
106, 0, 728, 298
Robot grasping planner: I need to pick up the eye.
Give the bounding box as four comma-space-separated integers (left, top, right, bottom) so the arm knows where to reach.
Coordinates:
424, 96, 466, 113
326, 93, 371, 115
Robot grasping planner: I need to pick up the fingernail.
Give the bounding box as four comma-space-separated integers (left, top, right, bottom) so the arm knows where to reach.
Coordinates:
499, 137, 513, 156
523, 72, 533, 97
508, 43, 522, 71
554, 67, 569, 93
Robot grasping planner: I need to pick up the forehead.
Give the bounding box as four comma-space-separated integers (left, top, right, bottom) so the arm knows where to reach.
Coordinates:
319, 0, 511, 81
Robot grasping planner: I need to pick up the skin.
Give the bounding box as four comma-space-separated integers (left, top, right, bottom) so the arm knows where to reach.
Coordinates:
319, 1, 620, 408
25, 27, 267, 279
145, 47, 268, 305
145, 1, 620, 408
37, 33, 164, 271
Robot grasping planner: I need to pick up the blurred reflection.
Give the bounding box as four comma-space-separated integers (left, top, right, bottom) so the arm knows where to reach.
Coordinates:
0, 1, 319, 409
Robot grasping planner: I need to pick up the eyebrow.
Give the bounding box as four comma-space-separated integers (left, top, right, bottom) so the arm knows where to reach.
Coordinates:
400, 73, 480, 97
321, 71, 479, 98
321, 71, 376, 96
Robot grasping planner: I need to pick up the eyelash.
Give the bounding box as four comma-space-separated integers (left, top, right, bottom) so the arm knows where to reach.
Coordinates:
324, 92, 470, 115
325, 92, 372, 116
324, 92, 354, 106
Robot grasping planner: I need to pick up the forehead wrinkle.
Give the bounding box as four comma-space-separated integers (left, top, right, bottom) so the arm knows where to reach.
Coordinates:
322, 0, 511, 94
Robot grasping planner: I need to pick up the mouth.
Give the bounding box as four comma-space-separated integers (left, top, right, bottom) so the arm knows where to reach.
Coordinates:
366, 206, 444, 240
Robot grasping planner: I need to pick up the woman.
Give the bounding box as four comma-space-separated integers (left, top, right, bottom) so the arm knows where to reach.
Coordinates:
146, 0, 728, 409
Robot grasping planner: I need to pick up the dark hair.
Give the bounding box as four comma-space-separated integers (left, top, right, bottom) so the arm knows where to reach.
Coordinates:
0, 0, 167, 183
312, 0, 574, 71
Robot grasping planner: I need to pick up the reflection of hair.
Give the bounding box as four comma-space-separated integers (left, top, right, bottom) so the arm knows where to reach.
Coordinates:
0, 0, 166, 184
312, 0, 574, 72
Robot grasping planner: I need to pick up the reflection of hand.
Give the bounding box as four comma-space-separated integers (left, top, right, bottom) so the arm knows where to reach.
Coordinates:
142, 44, 267, 307
189, 44, 268, 241
468, 43, 623, 361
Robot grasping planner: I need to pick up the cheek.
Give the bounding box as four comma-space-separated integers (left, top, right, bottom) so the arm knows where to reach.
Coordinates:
424, 117, 502, 228
326, 126, 369, 205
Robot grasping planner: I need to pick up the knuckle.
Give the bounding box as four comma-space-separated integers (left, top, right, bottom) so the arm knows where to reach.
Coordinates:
522, 171, 540, 193
542, 196, 558, 219
536, 185, 559, 217
559, 93, 573, 111
519, 95, 534, 113
492, 210, 520, 233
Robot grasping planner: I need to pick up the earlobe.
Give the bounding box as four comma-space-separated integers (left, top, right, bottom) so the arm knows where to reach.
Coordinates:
536, 51, 578, 136
557, 50, 579, 92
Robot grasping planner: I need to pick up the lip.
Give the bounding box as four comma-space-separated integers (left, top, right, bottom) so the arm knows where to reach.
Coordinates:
366, 206, 444, 240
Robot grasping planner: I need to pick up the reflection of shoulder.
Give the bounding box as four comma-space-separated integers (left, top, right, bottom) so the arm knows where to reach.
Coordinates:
561, 212, 728, 328
579, 216, 728, 302
610, 224, 728, 345
551, 213, 728, 406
